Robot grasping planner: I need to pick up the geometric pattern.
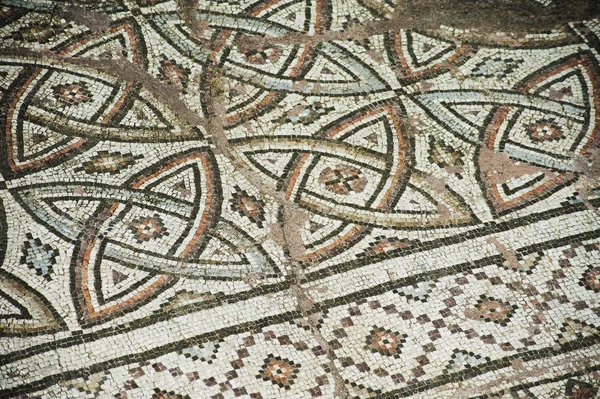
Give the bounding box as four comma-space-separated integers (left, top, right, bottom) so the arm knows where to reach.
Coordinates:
1, 0, 600, 398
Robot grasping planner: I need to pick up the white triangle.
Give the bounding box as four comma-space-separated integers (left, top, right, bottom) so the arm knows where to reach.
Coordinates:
196, 236, 244, 263
0, 274, 64, 333
536, 72, 586, 107
145, 163, 198, 202
304, 53, 357, 82
0, 294, 22, 317
340, 119, 388, 154
99, 259, 152, 303
263, 0, 307, 32
0, 65, 23, 94
501, 172, 546, 196
226, 81, 265, 112
408, 31, 454, 67
68, 29, 133, 63
118, 96, 169, 129
227, 45, 293, 75
301, 213, 344, 248
446, 104, 494, 128
246, 152, 294, 181
52, 199, 101, 224
19, 120, 74, 160
393, 185, 438, 213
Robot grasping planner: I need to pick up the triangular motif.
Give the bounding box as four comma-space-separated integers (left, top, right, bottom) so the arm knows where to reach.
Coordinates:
444, 104, 495, 129
387, 171, 477, 228
303, 51, 358, 83
535, 72, 586, 107
300, 213, 345, 250
477, 147, 574, 215
96, 257, 156, 306
0, 270, 66, 336
337, 117, 389, 154
259, 0, 309, 32
0, 290, 25, 318
388, 30, 472, 79
116, 96, 171, 129
195, 235, 245, 264
256, 0, 327, 35
75, 231, 174, 325
57, 20, 145, 67
143, 163, 199, 203
245, 151, 295, 185
407, 31, 456, 68
392, 184, 439, 213
50, 199, 101, 226
18, 120, 83, 163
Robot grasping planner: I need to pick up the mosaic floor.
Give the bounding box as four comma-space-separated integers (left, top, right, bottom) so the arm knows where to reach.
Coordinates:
1, 0, 600, 398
